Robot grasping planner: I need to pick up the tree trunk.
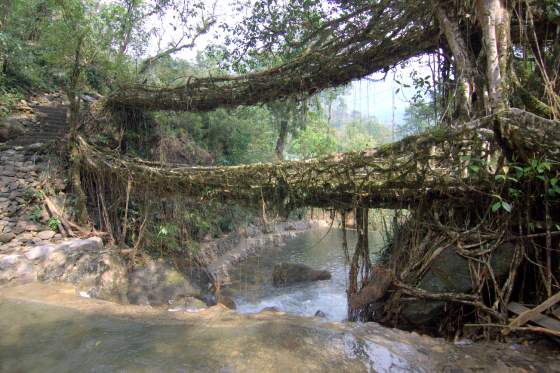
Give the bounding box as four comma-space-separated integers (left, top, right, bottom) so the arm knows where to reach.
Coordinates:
476, 0, 510, 113
67, 36, 89, 225
435, 2, 477, 120
348, 207, 370, 321
69, 98, 89, 225
275, 117, 288, 161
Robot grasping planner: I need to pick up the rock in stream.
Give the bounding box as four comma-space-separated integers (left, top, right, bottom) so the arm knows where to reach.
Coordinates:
272, 262, 331, 287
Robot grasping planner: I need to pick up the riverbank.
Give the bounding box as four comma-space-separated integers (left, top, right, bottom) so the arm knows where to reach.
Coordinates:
1, 281, 558, 372
0, 217, 323, 306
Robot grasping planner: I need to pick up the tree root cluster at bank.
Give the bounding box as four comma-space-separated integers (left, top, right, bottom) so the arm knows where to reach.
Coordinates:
345, 192, 560, 340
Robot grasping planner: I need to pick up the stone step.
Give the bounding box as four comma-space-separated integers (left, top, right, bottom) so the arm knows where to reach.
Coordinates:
32, 125, 66, 130
6, 105, 68, 146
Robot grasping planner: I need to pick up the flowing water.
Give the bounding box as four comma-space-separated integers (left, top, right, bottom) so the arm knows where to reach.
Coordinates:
226, 227, 386, 321
0, 295, 369, 372
1, 283, 558, 372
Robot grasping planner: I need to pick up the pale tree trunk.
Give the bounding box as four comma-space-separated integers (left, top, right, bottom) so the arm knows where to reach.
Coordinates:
271, 101, 295, 161
435, 2, 477, 120
476, 0, 511, 113
117, 0, 136, 57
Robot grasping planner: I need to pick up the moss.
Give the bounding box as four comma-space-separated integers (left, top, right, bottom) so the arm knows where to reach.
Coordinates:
164, 269, 186, 286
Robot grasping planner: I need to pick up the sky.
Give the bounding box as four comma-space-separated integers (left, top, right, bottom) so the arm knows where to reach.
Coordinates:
341, 59, 433, 127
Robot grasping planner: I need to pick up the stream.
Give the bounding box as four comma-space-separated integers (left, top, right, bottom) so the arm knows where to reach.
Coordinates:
1, 283, 558, 372
226, 227, 385, 321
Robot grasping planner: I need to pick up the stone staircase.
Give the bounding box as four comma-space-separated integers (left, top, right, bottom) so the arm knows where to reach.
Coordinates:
8, 106, 68, 146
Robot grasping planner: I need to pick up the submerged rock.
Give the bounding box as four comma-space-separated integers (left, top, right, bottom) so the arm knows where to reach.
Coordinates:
272, 263, 331, 287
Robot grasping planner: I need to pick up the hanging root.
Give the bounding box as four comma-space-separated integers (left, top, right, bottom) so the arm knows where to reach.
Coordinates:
350, 180, 560, 339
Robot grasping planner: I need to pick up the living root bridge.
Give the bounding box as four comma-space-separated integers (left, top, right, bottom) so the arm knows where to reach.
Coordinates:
104, 0, 436, 112
78, 108, 560, 210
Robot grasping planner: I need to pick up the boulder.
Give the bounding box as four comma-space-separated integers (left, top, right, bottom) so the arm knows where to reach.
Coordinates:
93, 253, 129, 303
127, 258, 201, 306
37, 230, 55, 240
272, 263, 331, 287
33, 239, 129, 304
400, 243, 516, 326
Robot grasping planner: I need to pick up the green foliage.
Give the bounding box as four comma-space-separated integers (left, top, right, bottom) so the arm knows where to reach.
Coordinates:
491, 197, 512, 213
398, 100, 436, 138
336, 116, 391, 152
143, 199, 256, 259
22, 188, 44, 204
220, 0, 326, 72
545, 0, 560, 22
27, 205, 42, 222
157, 105, 277, 165
150, 223, 181, 255
460, 155, 489, 177
47, 217, 61, 231
492, 158, 559, 214
0, 0, 167, 94
0, 89, 22, 119
289, 112, 337, 159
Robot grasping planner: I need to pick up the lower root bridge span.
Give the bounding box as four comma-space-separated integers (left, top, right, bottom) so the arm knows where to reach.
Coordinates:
78, 108, 559, 209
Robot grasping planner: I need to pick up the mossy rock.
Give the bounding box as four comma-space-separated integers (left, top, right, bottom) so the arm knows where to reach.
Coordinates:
127, 258, 201, 306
